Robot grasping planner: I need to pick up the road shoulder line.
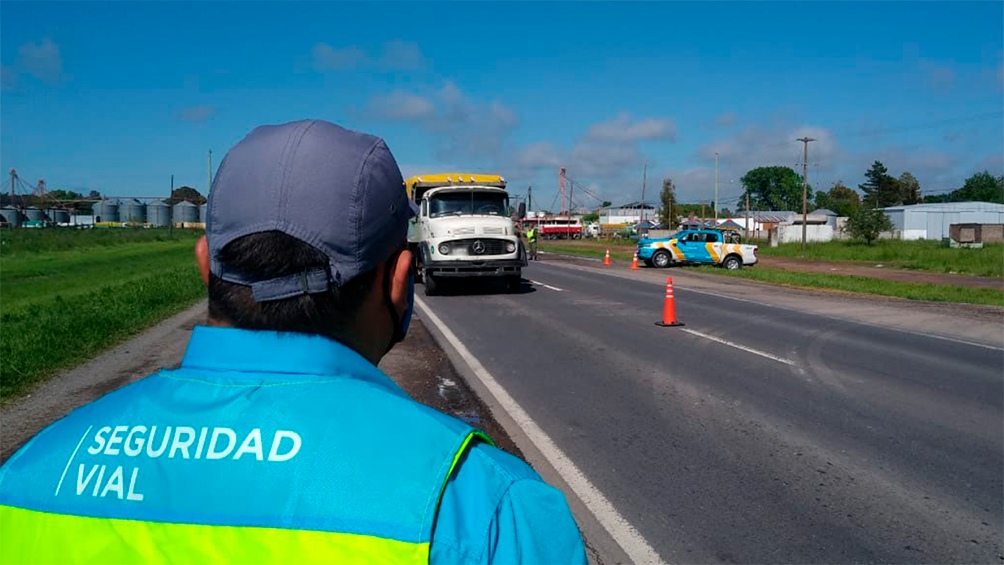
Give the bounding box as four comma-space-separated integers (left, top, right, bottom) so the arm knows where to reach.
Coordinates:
415, 296, 664, 565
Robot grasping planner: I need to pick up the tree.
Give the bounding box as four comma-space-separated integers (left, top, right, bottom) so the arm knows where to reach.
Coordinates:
88, 190, 102, 199
825, 182, 862, 217
167, 186, 207, 206
600, 201, 612, 208
953, 171, 1004, 204
740, 166, 810, 212
898, 172, 921, 205
845, 206, 893, 245
581, 212, 600, 223
859, 161, 901, 207
659, 178, 676, 227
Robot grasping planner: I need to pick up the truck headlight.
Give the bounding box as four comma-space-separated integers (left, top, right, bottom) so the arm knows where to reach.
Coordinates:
506, 241, 516, 253
438, 243, 450, 255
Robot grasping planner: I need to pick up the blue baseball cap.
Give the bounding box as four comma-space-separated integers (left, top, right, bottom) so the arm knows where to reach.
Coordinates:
207, 119, 417, 302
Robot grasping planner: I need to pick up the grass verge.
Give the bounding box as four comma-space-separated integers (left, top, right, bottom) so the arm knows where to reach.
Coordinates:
1, 229, 205, 400
754, 239, 1004, 278
539, 241, 1004, 307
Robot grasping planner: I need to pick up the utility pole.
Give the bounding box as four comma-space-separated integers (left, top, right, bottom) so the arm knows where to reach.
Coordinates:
170, 174, 175, 237
701, 201, 706, 226
796, 137, 815, 252
527, 184, 532, 213
9, 169, 16, 209
714, 152, 719, 223
745, 192, 751, 241
568, 178, 574, 219
207, 150, 214, 192
640, 163, 647, 223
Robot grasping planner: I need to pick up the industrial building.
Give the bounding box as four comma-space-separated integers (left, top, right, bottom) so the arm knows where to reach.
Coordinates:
880, 202, 1004, 240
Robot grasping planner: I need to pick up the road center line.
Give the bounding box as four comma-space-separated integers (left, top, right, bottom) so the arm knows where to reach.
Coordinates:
680, 328, 797, 366
415, 297, 664, 565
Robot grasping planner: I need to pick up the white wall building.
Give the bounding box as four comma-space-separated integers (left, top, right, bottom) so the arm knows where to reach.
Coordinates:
881, 202, 1004, 240
600, 202, 657, 225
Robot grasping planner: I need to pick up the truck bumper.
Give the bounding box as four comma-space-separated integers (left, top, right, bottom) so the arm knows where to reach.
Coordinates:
424, 258, 524, 278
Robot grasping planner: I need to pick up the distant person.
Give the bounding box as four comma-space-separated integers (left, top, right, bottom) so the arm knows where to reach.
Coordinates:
527, 224, 539, 260
0, 120, 587, 564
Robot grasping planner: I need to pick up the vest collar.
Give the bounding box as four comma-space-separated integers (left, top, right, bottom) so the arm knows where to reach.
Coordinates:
180, 326, 405, 395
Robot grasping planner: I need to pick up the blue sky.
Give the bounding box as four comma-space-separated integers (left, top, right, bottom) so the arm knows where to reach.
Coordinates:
2, 1, 1002, 211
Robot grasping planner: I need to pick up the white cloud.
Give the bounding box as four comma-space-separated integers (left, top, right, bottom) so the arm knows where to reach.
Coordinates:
585, 112, 677, 142
923, 62, 956, 92
367, 81, 519, 161
1, 65, 17, 91
19, 38, 63, 83
715, 112, 738, 127
311, 40, 426, 72
311, 43, 365, 71
367, 91, 435, 120
380, 40, 425, 71
176, 105, 218, 123
4, 38, 64, 87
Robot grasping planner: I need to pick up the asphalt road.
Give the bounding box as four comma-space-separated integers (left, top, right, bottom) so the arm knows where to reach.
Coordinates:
420, 260, 1004, 564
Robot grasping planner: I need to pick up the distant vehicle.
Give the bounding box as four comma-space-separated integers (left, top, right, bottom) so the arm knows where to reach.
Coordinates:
523, 215, 583, 239
405, 173, 526, 296
637, 228, 758, 269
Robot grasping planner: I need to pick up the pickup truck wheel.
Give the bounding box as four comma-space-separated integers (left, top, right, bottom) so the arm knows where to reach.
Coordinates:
652, 250, 671, 268
723, 255, 742, 270
424, 271, 439, 296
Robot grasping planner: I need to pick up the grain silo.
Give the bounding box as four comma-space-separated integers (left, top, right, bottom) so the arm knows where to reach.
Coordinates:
92, 199, 120, 223
50, 208, 71, 225
147, 200, 171, 227
121, 199, 147, 223
198, 203, 208, 223
24, 207, 47, 223
173, 201, 198, 224
0, 206, 23, 227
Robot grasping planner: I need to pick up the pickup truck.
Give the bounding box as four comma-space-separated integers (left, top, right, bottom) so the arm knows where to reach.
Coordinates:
637, 229, 758, 269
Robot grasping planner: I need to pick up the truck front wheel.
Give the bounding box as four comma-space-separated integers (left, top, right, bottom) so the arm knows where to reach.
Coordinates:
424, 271, 439, 296
505, 275, 521, 294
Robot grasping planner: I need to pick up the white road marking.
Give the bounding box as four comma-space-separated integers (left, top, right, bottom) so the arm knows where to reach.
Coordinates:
54, 425, 92, 496
680, 328, 797, 366
415, 297, 664, 565
529, 279, 564, 292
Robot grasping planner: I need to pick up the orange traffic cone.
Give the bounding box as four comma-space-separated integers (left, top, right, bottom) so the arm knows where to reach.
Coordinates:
603, 249, 611, 266
631, 251, 639, 270
655, 276, 684, 327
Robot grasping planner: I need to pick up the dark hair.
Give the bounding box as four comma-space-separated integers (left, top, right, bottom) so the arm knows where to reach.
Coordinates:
208, 231, 377, 339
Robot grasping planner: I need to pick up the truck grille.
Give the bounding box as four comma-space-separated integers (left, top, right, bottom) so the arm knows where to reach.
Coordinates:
449, 238, 510, 256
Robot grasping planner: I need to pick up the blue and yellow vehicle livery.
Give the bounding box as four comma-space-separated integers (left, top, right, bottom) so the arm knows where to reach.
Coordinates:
637, 229, 758, 270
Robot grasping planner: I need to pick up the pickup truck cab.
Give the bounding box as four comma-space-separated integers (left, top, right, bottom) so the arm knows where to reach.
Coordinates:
637, 228, 758, 269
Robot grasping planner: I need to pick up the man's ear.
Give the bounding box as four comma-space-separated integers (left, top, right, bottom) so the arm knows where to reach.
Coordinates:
389, 249, 413, 314
195, 235, 211, 287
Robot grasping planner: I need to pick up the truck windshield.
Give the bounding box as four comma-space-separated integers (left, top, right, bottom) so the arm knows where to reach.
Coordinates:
429, 192, 507, 217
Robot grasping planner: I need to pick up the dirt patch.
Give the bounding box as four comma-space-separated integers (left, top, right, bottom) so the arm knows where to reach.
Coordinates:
379, 315, 524, 459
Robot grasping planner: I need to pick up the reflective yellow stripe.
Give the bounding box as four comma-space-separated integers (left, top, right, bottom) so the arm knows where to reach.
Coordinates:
0, 505, 428, 565
706, 243, 720, 262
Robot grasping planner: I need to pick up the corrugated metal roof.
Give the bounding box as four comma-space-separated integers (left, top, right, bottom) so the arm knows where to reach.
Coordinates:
881, 201, 1004, 212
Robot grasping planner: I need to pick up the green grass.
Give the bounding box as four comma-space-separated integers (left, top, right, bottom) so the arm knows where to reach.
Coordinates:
754, 239, 1004, 278
538, 240, 1004, 307
713, 266, 1004, 307
1, 228, 205, 400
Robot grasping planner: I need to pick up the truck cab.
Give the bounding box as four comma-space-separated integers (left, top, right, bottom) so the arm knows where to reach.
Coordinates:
406, 173, 526, 295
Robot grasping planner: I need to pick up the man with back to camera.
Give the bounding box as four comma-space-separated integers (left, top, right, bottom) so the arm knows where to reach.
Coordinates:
0, 119, 587, 564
